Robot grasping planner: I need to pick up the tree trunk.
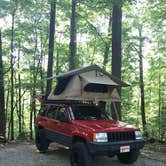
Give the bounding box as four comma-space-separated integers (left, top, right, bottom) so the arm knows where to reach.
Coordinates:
56, 49, 59, 75
30, 95, 33, 140
46, 0, 56, 94
29, 32, 37, 140
138, 26, 147, 137
69, 0, 77, 70
5, 82, 10, 141
39, 34, 46, 94
29, 19, 44, 139
17, 43, 22, 135
111, 1, 122, 120
0, 30, 6, 142
22, 99, 25, 133
10, 7, 16, 140
158, 54, 161, 140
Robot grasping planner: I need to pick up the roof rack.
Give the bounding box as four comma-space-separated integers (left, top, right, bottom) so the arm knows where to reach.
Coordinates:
34, 94, 94, 105
44, 100, 94, 105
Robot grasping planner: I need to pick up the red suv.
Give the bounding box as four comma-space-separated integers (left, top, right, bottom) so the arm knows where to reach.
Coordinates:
35, 97, 144, 166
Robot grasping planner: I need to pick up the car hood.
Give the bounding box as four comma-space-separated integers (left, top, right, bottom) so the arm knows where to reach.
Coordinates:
72, 120, 138, 133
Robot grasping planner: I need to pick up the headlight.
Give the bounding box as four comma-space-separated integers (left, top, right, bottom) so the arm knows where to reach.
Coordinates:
135, 131, 142, 139
93, 133, 108, 142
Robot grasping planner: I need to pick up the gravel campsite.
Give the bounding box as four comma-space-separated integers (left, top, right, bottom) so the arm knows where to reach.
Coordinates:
0, 142, 165, 166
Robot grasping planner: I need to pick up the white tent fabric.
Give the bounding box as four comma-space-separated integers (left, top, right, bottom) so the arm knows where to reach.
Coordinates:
79, 70, 118, 86
48, 70, 121, 102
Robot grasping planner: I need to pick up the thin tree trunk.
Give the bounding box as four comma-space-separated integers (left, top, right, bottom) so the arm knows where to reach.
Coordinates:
138, 26, 147, 137
158, 54, 161, 140
7, 119, 11, 141
69, 0, 77, 70
160, 82, 165, 140
17, 43, 22, 135
22, 99, 25, 133
111, 1, 122, 120
46, 0, 56, 94
0, 30, 6, 142
39, 34, 45, 94
56, 49, 59, 75
10, 6, 16, 140
29, 21, 43, 139
5, 83, 10, 141
5, 84, 10, 127
30, 95, 33, 140
29, 40, 37, 140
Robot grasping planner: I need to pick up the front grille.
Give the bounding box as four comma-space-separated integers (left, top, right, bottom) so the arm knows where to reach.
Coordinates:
107, 131, 135, 142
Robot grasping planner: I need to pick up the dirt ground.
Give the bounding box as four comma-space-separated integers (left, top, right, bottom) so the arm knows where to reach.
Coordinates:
0, 142, 165, 166
142, 143, 166, 163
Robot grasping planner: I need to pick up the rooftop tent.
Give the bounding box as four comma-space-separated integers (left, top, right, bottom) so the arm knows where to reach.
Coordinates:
47, 65, 129, 102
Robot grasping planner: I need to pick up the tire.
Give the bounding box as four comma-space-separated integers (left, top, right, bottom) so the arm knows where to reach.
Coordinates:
35, 129, 49, 152
117, 149, 140, 164
70, 142, 92, 166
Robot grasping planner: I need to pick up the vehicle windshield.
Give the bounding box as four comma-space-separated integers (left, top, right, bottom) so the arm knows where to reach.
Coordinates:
71, 105, 110, 120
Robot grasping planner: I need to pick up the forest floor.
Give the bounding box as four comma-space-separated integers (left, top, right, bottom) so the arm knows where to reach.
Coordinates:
142, 142, 166, 163
0, 141, 166, 166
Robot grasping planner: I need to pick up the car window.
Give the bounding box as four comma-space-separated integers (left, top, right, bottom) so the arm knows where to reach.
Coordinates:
47, 106, 58, 119
71, 105, 99, 120
71, 105, 109, 120
56, 107, 69, 122
39, 105, 47, 116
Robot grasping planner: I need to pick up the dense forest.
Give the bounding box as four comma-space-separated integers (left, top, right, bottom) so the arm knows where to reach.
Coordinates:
0, 0, 165, 142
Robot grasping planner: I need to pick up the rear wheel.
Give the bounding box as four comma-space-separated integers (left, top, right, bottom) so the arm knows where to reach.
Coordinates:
117, 149, 140, 164
70, 142, 92, 166
35, 129, 49, 152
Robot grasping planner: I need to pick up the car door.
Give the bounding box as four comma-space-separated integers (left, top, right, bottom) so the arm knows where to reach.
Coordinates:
54, 106, 72, 146
44, 105, 59, 141
35, 105, 49, 129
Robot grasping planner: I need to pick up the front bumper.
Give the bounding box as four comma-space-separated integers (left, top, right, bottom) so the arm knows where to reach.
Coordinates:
87, 140, 145, 155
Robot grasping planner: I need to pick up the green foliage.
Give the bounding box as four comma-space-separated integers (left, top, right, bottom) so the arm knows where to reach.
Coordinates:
0, 0, 13, 17
0, 0, 165, 141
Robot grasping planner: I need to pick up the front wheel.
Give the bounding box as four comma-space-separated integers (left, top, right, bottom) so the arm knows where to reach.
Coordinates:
70, 142, 92, 166
117, 149, 140, 164
35, 129, 49, 152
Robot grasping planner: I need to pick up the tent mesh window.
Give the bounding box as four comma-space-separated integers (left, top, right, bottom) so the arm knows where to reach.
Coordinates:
54, 76, 72, 95
84, 83, 108, 93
